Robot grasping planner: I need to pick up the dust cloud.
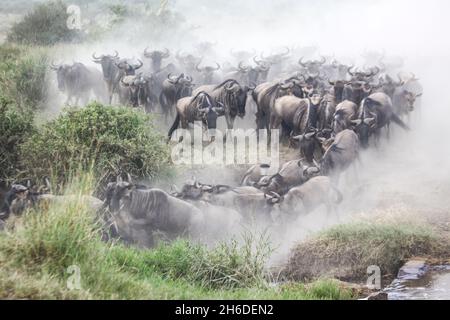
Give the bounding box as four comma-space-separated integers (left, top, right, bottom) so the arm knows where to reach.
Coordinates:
17, 0, 450, 260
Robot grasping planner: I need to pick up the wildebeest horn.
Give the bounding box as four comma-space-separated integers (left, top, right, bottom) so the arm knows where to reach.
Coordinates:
298, 57, 307, 67
305, 132, 316, 140
144, 47, 151, 57
292, 135, 303, 142
92, 52, 102, 60
316, 56, 326, 65
162, 48, 170, 59
280, 46, 290, 57
195, 62, 203, 72
50, 61, 60, 70
364, 117, 376, 125
351, 119, 362, 126
348, 66, 356, 76
253, 55, 263, 65
134, 60, 143, 70
113, 50, 119, 58
213, 62, 221, 71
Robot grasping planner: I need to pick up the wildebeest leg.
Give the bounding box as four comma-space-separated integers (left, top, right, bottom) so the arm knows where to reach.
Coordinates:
386, 121, 391, 139
225, 113, 234, 130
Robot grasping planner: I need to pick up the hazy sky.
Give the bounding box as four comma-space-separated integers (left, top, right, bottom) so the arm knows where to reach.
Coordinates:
175, 0, 449, 57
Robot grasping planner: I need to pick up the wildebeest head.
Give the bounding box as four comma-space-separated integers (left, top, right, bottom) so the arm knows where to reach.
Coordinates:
348, 66, 380, 82
198, 94, 224, 131
196, 62, 221, 84
116, 59, 143, 76
176, 51, 202, 72
144, 47, 170, 72
223, 80, 254, 118
261, 47, 290, 64
50, 62, 71, 91
329, 80, 350, 103
401, 90, 422, 112
351, 115, 376, 148
106, 175, 134, 213
292, 130, 320, 164
92, 51, 120, 80
249, 56, 271, 84
298, 56, 326, 75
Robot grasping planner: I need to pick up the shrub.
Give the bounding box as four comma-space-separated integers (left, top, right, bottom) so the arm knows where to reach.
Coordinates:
284, 222, 446, 282
20, 102, 171, 183
0, 45, 49, 111
7, 1, 82, 46
0, 98, 36, 181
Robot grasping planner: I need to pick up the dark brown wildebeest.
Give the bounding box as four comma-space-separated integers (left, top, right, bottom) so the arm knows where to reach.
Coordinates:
159, 73, 194, 121
168, 91, 225, 140
193, 79, 253, 130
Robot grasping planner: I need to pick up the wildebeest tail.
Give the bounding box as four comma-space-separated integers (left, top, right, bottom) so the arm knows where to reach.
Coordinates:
391, 112, 410, 131
168, 113, 180, 139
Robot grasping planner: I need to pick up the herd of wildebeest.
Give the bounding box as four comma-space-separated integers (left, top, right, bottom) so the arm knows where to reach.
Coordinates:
0, 45, 424, 246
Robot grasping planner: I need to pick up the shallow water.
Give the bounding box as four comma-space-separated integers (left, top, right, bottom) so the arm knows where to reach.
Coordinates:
385, 266, 450, 300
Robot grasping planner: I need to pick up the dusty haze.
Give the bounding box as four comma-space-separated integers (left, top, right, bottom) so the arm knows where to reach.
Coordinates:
5, 0, 449, 261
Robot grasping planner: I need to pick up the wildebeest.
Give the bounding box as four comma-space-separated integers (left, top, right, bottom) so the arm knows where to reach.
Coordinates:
240, 163, 273, 186
253, 79, 303, 132
333, 100, 359, 134
270, 176, 343, 223
168, 91, 225, 140
193, 79, 253, 130
159, 73, 194, 122
51, 62, 108, 105
354, 92, 409, 147
196, 62, 221, 85
175, 180, 275, 222
319, 129, 359, 183
176, 51, 203, 76
92, 51, 120, 103
256, 159, 320, 195
144, 47, 171, 73
105, 180, 205, 247
392, 87, 422, 121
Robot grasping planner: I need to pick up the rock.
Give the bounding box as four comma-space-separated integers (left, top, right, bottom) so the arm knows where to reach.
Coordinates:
397, 259, 428, 280
367, 291, 388, 300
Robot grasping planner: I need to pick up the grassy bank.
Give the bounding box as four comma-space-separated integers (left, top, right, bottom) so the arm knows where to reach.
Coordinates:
0, 174, 353, 300
284, 221, 449, 283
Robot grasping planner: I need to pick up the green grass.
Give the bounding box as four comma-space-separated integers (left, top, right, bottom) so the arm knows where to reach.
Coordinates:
284, 222, 447, 282
0, 173, 353, 300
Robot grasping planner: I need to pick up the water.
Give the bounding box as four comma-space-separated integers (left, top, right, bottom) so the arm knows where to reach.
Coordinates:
385, 266, 450, 300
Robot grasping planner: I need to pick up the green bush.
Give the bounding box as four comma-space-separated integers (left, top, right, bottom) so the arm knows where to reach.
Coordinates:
20, 102, 171, 183
7, 1, 82, 46
0, 45, 49, 111
0, 98, 36, 181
